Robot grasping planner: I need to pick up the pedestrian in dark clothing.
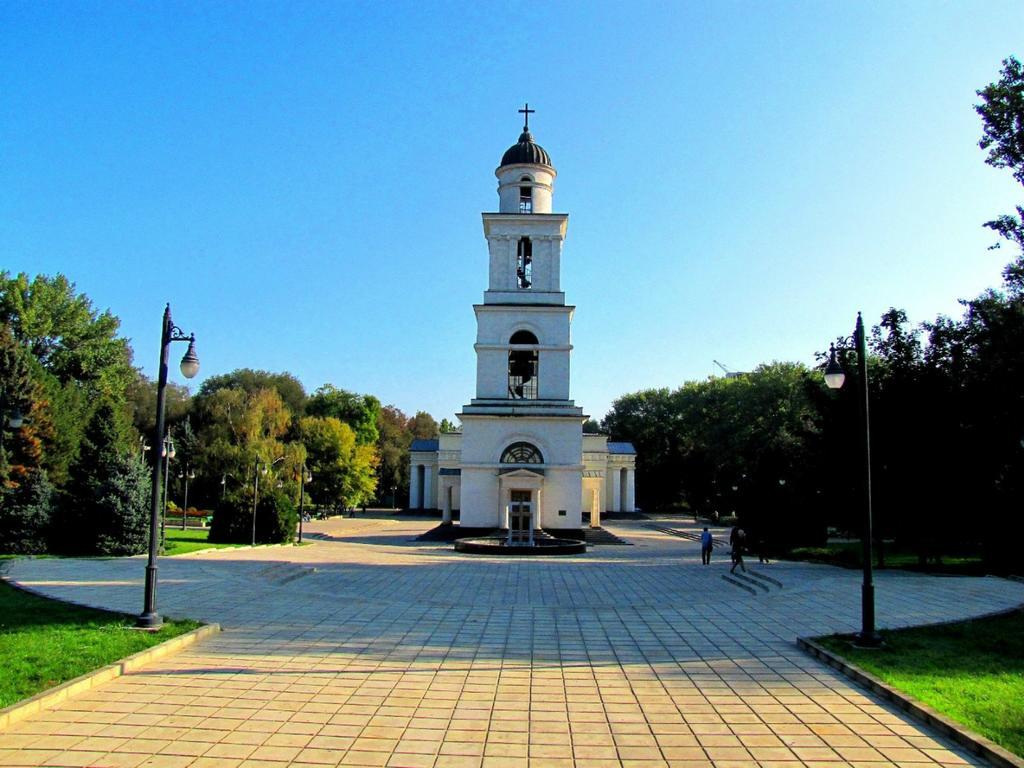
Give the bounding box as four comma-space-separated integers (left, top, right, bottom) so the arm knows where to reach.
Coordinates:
700, 527, 713, 565
729, 526, 746, 574
756, 531, 770, 564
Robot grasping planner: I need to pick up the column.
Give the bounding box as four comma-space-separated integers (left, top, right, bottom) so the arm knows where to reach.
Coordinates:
423, 468, 433, 511
626, 470, 636, 512
610, 468, 622, 513
441, 480, 452, 524
410, 464, 421, 510
590, 488, 601, 528
530, 488, 540, 546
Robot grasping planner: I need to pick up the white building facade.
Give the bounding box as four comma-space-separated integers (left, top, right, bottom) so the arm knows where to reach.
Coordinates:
409, 115, 636, 533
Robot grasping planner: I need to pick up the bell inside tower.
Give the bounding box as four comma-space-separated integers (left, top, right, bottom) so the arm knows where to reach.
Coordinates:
516, 237, 532, 289
508, 330, 539, 399
519, 177, 533, 213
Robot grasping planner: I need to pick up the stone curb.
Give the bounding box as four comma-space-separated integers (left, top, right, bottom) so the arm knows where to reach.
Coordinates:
797, 635, 1024, 768
0, 622, 220, 732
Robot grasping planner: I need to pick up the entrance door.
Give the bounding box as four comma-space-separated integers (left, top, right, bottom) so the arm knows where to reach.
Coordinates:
509, 490, 532, 543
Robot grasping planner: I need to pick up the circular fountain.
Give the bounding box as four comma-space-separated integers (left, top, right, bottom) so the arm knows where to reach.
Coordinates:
454, 535, 586, 556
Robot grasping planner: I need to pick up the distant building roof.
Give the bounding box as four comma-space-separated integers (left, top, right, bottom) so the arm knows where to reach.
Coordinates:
607, 442, 636, 455
410, 439, 439, 452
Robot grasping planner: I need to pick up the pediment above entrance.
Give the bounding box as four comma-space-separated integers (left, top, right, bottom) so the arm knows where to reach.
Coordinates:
498, 467, 545, 478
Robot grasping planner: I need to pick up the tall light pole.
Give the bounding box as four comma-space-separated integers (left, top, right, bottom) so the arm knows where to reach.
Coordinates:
252, 460, 264, 547
297, 464, 312, 543
137, 304, 199, 630
824, 312, 882, 647
0, 386, 26, 454
180, 467, 195, 530
252, 456, 284, 546
160, 435, 175, 549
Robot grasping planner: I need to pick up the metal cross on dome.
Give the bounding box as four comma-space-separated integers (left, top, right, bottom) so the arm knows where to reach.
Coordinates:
518, 102, 535, 130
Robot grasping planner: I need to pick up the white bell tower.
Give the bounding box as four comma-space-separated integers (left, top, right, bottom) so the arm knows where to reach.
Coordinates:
458, 106, 586, 532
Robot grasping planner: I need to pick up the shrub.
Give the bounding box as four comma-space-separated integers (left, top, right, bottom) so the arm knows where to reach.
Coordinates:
92, 454, 151, 556
209, 488, 296, 545
0, 470, 55, 554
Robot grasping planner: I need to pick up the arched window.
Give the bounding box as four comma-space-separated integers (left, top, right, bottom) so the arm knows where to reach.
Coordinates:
519, 176, 533, 214
501, 442, 544, 464
509, 330, 538, 344
508, 330, 538, 399
516, 237, 532, 288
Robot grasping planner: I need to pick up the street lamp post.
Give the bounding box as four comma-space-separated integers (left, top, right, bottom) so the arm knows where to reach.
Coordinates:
252, 460, 264, 547
137, 304, 199, 630
252, 456, 284, 546
824, 311, 882, 647
160, 435, 175, 549
297, 464, 312, 543
0, 386, 25, 453
180, 467, 195, 530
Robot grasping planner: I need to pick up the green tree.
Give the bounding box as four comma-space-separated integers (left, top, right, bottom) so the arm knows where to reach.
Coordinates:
0, 272, 134, 400
126, 371, 191, 443
92, 454, 151, 556
376, 405, 411, 505
0, 469, 55, 554
196, 369, 307, 420
439, 418, 459, 433
604, 363, 826, 546
209, 487, 297, 545
0, 274, 136, 487
299, 416, 378, 511
192, 386, 292, 507
0, 324, 50, 488
407, 411, 438, 440
58, 402, 148, 555
306, 385, 381, 445
976, 56, 1024, 285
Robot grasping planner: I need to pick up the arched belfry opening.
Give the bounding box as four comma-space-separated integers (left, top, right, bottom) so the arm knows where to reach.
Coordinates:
516, 237, 532, 288
508, 330, 539, 399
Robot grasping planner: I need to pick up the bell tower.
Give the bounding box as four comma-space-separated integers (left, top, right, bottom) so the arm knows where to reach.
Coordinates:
457, 106, 585, 532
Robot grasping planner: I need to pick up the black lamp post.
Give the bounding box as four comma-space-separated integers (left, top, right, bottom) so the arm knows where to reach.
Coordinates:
0, 384, 26, 454
179, 466, 195, 530
252, 456, 284, 546
137, 304, 199, 630
297, 464, 312, 543
252, 460, 265, 547
824, 312, 882, 647
160, 435, 175, 549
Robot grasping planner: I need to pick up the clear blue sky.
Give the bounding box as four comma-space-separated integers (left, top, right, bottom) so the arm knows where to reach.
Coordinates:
3, 1, 1022, 422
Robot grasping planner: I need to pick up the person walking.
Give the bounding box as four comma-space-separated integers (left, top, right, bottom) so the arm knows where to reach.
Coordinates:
729, 525, 746, 574
700, 527, 713, 565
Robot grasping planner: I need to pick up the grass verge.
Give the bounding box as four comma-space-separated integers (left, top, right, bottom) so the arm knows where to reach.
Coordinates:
785, 541, 986, 575
817, 609, 1024, 758
0, 580, 200, 709
162, 528, 245, 555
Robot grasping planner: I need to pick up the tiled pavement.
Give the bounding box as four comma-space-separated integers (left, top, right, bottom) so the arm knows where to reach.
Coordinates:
2, 516, 1022, 768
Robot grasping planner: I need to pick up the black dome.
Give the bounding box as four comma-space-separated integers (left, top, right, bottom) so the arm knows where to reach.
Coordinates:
500, 130, 552, 168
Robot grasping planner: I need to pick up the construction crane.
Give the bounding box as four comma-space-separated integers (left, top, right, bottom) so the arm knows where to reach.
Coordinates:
713, 360, 746, 379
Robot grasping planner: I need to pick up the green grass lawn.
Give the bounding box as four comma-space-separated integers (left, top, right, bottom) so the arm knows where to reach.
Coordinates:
786, 541, 986, 575
162, 527, 246, 555
817, 609, 1024, 757
0, 580, 199, 709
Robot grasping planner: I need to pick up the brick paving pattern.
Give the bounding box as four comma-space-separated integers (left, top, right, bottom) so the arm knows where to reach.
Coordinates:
2, 515, 1022, 767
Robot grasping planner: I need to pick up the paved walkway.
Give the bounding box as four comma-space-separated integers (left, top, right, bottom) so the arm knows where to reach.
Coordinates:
2, 516, 1022, 768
